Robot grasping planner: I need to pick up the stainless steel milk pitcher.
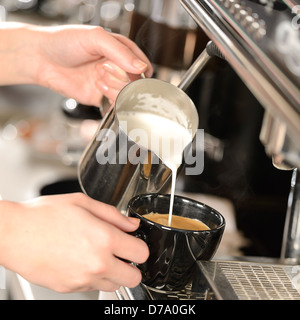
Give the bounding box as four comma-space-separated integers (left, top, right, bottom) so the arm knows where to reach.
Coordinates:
78, 78, 198, 213
78, 42, 223, 213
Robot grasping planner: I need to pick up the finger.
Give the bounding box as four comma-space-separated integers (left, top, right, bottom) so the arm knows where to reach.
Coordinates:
100, 62, 144, 84
89, 215, 149, 265
128, 73, 145, 82
93, 278, 121, 293
96, 80, 125, 103
111, 33, 153, 78
102, 62, 129, 82
97, 64, 129, 92
94, 28, 152, 76
69, 193, 140, 233
112, 231, 149, 265
96, 62, 146, 102
90, 224, 147, 289
106, 257, 143, 289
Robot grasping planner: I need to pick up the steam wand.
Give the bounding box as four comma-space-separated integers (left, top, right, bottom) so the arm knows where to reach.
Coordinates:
177, 41, 226, 163
142, 41, 225, 92
178, 41, 225, 92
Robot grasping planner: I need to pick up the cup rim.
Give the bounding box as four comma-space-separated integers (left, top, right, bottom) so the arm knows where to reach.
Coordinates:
128, 193, 226, 233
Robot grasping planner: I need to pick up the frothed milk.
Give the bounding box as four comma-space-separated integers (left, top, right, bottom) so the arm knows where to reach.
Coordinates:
118, 111, 193, 226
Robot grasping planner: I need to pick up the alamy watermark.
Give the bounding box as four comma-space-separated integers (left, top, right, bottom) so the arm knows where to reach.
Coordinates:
292, 5, 300, 30
95, 126, 205, 176
275, 5, 300, 78
0, 266, 5, 290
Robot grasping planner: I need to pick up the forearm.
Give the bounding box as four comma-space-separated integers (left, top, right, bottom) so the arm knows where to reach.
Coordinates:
0, 200, 20, 269
0, 22, 41, 86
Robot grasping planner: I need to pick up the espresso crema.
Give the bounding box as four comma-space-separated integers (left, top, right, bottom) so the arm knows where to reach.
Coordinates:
143, 213, 210, 231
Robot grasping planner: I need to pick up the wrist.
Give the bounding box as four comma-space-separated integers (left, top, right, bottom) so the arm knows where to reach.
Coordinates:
0, 200, 21, 268
0, 22, 42, 86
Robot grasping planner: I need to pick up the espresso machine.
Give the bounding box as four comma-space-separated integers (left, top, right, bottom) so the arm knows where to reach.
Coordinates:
6, 0, 298, 301
104, 0, 300, 300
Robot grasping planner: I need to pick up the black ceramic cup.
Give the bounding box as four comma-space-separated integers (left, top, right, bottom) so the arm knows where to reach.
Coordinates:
127, 193, 225, 292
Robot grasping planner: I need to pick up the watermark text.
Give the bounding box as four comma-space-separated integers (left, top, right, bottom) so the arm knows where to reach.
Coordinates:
96, 127, 205, 176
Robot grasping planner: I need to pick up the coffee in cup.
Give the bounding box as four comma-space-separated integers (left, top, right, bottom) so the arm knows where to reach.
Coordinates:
127, 193, 225, 292
143, 213, 210, 231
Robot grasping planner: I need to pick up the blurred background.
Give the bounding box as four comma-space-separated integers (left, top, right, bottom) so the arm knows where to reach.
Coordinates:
0, 0, 293, 299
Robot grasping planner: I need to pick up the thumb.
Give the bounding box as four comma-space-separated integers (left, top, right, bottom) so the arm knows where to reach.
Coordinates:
72, 194, 140, 232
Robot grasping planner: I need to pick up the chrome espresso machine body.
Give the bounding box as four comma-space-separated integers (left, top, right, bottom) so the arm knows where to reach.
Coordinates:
180, 0, 300, 263
119, 0, 300, 300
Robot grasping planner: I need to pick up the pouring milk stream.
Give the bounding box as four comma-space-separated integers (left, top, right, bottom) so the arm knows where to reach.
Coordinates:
118, 102, 193, 227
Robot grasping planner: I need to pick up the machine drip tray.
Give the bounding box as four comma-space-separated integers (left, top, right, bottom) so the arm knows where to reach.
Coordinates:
197, 260, 300, 300
122, 259, 300, 300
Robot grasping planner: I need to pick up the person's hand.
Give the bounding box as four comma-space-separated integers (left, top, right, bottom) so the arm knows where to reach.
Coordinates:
0, 193, 149, 293
35, 25, 153, 105
0, 23, 153, 106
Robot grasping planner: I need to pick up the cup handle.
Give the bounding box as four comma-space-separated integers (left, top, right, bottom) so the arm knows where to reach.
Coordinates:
130, 229, 148, 243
